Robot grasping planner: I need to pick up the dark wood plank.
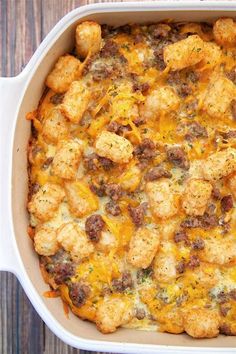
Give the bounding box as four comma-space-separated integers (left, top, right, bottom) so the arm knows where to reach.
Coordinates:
0, 272, 45, 354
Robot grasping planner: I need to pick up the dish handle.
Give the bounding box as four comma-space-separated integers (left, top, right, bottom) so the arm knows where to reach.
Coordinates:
0, 74, 27, 275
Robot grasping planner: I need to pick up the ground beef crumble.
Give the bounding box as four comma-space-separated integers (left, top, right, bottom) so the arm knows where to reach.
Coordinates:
128, 202, 148, 227
174, 230, 190, 246
221, 195, 234, 213
68, 282, 90, 308
105, 200, 121, 216
112, 271, 133, 292
191, 238, 205, 250
144, 165, 172, 181
85, 214, 105, 242
181, 213, 218, 230
166, 146, 190, 170
187, 255, 200, 269
134, 138, 156, 161
105, 183, 122, 201
100, 40, 119, 57
43, 250, 75, 285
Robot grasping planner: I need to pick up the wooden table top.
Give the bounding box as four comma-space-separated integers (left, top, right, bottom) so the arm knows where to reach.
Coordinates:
0, 1, 118, 353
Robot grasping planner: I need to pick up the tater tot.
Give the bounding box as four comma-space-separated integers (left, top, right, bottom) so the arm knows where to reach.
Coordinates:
163, 35, 205, 71
185, 263, 218, 288
60, 81, 90, 123
183, 308, 220, 338
146, 180, 178, 219
42, 108, 69, 144
201, 74, 236, 119
201, 238, 236, 265
140, 86, 180, 120
95, 296, 133, 333
201, 148, 236, 181
46, 55, 81, 93
153, 248, 177, 283
65, 180, 99, 218
34, 225, 59, 256
52, 139, 82, 179
76, 21, 102, 58
127, 228, 160, 269
182, 179, 212, 216
57, 222, 94, 262
213, 18, 236, 47
28, 183, 65, 222
95, 131, 133, 164
158, 309, 184, 334
200, 42, 222, 69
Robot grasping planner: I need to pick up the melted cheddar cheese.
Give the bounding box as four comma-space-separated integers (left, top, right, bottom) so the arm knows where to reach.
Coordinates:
27, 19, 236, 337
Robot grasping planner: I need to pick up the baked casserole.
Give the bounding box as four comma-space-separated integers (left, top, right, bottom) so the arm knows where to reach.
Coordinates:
27, 18, 236, 338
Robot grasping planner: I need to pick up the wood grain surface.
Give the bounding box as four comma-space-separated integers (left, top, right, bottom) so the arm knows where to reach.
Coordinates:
0, 1, 120, 353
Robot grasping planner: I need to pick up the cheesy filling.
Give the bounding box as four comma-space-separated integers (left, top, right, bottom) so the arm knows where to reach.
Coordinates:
27, 19, 236, 338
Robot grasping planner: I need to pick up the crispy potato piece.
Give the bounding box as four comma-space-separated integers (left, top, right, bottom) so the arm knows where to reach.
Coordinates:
213, 18, 236, 47
95, 131, 133, 164
140, 86, 180, 120
153, 250, 176, 283
42, 108, 69, 144
65, 180, 99, 218
185, 263, 218, 288
160, 219, 180, 241
60, 81, 90, 123
57, 222, 94, 262
201, 238, 236, 265
45, 55, 81, 93
28, 183, 65, 222
146, 180, 178, 219
127, 228, 160, 269
189, 160, 204, 179
228, 173, 236, 199
76, 21, 102, 58
201, 148, 236, 181
163, 35, 205, 71
183, 308, 220, 338
201, 74, 236, 119
200, 42, 222, 69
34, 225, 59, 256
95, 296, 133, 333
158, 309, 184, 334
182, 179, 212, 216
52, 139, 82, 179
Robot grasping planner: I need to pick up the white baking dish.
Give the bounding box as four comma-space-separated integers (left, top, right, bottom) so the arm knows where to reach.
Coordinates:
1, 1, 236, 352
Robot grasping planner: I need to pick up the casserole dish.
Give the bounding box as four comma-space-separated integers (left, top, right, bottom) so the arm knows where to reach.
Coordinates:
1, 1, 236, 352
